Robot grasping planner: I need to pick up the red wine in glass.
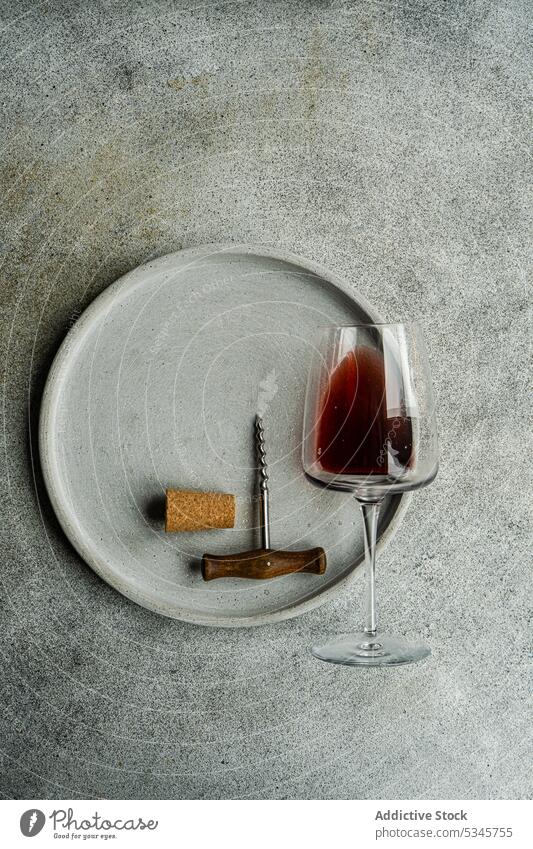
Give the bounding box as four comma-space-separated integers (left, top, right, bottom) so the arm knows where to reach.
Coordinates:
315, 345, 414, 478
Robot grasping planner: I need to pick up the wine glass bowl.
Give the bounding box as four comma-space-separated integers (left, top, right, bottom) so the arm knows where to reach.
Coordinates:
302, 323, 439, 666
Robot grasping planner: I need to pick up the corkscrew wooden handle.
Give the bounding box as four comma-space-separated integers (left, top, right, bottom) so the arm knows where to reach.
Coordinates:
202, 547, 327, 581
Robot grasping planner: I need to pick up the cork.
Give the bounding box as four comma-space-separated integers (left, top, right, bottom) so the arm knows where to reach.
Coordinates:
165, 489, 235, 532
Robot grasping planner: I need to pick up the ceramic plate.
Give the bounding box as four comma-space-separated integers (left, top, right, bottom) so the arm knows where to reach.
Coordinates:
39, 244, 408, 627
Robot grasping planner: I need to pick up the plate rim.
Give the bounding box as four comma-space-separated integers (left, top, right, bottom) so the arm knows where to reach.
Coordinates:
39, 242, 411, 627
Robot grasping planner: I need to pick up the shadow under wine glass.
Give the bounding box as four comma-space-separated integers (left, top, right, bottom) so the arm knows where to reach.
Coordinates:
302, 322, 439, 666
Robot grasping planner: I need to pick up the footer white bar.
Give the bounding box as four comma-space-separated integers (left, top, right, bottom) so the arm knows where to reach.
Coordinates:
2, 799, 530, 849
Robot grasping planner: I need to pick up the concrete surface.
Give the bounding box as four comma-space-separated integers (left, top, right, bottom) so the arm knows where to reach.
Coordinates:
0, 0, 530, 799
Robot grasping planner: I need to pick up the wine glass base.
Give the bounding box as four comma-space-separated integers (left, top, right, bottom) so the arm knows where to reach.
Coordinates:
311, 632, 430, 667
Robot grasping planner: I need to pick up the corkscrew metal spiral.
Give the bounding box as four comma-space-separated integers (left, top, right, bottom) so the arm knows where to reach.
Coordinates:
255, 415, 271, 548
255, 415, 269, 490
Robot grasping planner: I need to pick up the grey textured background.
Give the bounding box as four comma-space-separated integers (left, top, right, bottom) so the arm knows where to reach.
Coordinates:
0, 0, 530, 799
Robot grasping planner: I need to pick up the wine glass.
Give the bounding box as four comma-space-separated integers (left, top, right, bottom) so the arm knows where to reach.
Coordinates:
302, 322, 439, 666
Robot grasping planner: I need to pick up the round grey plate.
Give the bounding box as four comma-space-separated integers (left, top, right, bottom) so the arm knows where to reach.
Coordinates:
39, 244, 408, 627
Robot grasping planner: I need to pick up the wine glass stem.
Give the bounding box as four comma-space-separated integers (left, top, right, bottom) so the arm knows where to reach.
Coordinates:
358, 499, 382, 637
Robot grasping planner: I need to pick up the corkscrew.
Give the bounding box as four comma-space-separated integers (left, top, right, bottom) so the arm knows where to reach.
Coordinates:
201, 415, 327, 580
255, 415, 271, 549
